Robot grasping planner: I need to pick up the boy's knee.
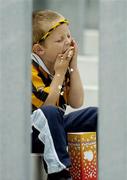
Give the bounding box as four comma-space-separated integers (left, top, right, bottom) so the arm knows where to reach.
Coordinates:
87, 107, 98, 119
83, 106, 98, 131
89, 107, 98, 130
40, 105, 59, 114
40, 105, 63, 122
89, 106, 98, 112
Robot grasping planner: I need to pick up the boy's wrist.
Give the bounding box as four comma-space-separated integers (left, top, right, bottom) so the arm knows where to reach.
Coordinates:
55, 69, 66, 77
69, 61, 77, 69
68, 67, 79, 76
69, 66, 78, 72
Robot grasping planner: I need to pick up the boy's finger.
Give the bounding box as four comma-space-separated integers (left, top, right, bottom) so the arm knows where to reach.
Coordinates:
56, 54, 63, 60
57, 47, 74, 62
63, 47, 74, 60
56, 54, 65, 64
67, 50, 73, 58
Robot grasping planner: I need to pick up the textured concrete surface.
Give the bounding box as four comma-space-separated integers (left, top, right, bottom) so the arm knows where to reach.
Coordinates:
99, 1, 127, 179
0, 1, 32, 180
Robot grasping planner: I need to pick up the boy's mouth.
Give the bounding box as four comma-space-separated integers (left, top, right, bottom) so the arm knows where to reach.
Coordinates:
62, 49, 67, 54
62, 47, 68, 54
62, 46, 73, 54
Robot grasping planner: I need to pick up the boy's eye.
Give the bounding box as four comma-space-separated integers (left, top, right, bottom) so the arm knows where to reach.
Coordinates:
55, 37, 63, 42
56, 39, 62, 42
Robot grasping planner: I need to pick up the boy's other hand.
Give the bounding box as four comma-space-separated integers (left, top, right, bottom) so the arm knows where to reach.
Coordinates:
69, 39, 78, 69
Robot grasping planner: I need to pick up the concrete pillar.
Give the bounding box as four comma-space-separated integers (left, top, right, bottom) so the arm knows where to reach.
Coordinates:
33, 0, 47, 10
85, 0, 99, 29
31, 154, 47, 180
33, 0, 85, 54
0, 1, 32, 180
99, 1, 127, 179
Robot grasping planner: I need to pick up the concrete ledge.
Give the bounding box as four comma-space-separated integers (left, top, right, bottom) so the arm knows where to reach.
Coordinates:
31, 154, 47, 180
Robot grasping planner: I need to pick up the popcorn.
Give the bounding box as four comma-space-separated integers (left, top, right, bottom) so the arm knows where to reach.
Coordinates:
67, 50, 73, 58
70, 68, 74, 72
68, 132, 97, 180
60, 56, 64, 62
57, 74, 60, 77
58, 85, 62, 90
60, 91, 64, 96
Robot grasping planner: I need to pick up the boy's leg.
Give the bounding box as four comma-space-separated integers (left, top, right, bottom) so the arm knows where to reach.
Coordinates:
31, 105, 71, 175
63, 107, 97, 133
31, 106, 97, 179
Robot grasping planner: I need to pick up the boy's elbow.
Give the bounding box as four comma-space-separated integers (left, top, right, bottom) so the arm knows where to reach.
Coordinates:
71, 104, 82, 109
70, 99, 84, 109
68, 94, 85, 108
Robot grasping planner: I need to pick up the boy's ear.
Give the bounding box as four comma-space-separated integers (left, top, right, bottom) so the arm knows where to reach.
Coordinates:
32, 44, 45, 55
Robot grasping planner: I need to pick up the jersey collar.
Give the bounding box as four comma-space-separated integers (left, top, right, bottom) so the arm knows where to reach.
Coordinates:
31, 53, 53, 78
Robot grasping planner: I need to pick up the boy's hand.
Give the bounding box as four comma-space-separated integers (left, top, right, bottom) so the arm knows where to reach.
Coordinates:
54, 46, 74, 75
69, 39, 78, 69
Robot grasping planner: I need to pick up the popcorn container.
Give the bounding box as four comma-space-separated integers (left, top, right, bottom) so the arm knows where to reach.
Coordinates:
68, 132, 97, 180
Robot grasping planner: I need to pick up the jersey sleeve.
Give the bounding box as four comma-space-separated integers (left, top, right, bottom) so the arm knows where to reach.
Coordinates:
32, 65, 50, 110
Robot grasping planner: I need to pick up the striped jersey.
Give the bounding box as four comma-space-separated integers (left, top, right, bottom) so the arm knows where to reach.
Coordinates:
32, 53, 70, 112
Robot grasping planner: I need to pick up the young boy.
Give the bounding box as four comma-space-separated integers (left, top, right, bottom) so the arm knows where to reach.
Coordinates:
31, 10, 97, 180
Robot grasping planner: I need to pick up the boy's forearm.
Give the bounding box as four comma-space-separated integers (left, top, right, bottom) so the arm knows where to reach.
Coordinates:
68, 68, 84, 108
44, 72, 65, 106
44, 50, 73, 106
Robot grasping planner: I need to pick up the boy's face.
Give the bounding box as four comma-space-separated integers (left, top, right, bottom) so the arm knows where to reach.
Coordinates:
41, 22, 72, 65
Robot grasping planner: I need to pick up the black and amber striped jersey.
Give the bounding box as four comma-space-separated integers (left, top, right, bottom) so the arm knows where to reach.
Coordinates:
32, 54, 70, 112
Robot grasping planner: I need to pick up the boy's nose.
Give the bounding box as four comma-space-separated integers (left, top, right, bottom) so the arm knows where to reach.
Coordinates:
65, 38, 72, 46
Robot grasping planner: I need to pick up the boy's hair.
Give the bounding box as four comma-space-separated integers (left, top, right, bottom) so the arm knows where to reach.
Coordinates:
32, 10, 64, 45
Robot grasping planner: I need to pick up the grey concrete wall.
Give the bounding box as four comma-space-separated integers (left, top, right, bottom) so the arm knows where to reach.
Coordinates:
31, 155, 47, 180
33, 0, 47, 10
85, 0, 99, 29
99, 0, 127, 179
0, 1, 32, 180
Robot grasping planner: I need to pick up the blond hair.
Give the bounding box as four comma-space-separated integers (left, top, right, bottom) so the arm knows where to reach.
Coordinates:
32, 10, 64, 45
